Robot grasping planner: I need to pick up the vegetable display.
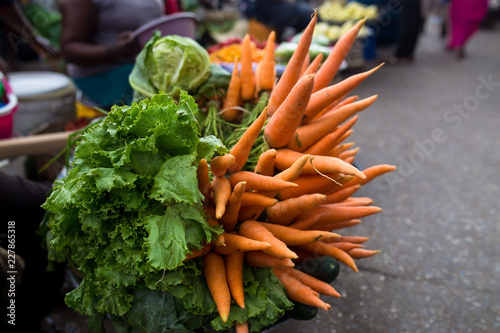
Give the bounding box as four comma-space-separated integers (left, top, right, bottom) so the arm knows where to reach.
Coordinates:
41, 11, 396, 333
318, 1, 378, 22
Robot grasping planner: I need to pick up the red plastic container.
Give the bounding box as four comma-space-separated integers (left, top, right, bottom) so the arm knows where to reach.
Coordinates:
0, 75, 18, 140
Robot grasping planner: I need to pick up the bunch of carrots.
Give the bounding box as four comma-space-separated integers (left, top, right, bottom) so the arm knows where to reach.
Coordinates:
195, 10, 396, 333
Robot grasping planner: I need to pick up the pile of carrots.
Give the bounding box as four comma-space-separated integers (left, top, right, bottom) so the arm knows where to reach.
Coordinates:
195, 10, 396, 332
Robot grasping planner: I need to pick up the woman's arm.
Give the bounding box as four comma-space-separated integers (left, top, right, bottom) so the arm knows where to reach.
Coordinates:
60, 0, 139, 66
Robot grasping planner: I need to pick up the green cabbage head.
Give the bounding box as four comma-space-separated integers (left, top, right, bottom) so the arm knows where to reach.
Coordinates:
130, 32, 210, 98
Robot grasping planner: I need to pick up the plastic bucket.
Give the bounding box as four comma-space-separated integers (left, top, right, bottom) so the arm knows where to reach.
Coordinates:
130, 12, 199, 47
0, 75, 18, 139
75, 90, 105, 119
8, 71, 76, 135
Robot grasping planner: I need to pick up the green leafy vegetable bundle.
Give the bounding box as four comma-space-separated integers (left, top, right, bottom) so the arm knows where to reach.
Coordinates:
129, 32, 231, 101
41, 92, 292, 332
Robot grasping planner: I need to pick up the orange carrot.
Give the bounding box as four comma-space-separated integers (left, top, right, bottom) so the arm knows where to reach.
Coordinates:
229, 171, 298, 191
324, 184, 361, 204
214, 232, 271, 255
259, 221, 340, 245
323, 235, 370, 244
325, 95, 360, 114
267, 11, 318, 116
184, 243, 211, 261
277, 173, 353, 200
228, 107, 268, 173
237, 154, 311, 222
304, 116, 359, 156
240, 191, 278, 207
313, 18, 367, 93
298, 204, 382, 226
309, 94, 346, 121
287, 95, 378, 152
239, 220, 298, 259
257, 31, 276, 91
328, 242, 365, 252
211, 177, 232, 219
204, 251, 232, 322
222, 59, 242, 122
264, 73, 315, 148
197, 159, 211, 198
336, 128, 355, 145
272, 267, 331, 311
265, 193, 327, 225
278, 267, 341, 297
341, 164, 397, 188
275, 148, 366, 179
271, 153, 311, 181
234, 322, 249, 333
338, 147, 359, 160
240, 34, 255, 101
348, 248, 381, 259
314, 219, 362, 231
288, 213, 324, 230
214, 234, 226, 248
289, 247, 319, 263
343, 156, 355, 165
245, 250, 295, 268
329, 141, 355, 157
309, 95, 360, 122
210, 154, 236, 177
297, 241, 358, 272
301, 53, 323, 77
335, 197, 374, 206
254, 148, 277, 176
237, 204, 265, 224
304, 64, 382, 123
300, 52, 311, 76
220, 181, 246, 231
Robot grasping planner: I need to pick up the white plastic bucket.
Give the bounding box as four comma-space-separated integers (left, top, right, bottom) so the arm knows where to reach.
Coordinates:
9, 71, 76, 135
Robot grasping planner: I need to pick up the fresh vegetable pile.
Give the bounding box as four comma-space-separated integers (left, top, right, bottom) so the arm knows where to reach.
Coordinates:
207, 36, 266, 64
318, 1, 378, 22
41, 11, 395, 333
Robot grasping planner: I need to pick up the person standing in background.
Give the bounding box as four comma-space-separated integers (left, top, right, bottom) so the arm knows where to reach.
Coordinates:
445, 0, 489, 59
391, 0, 423, 64
241, 0, 315, 41
60, 0, 164, 109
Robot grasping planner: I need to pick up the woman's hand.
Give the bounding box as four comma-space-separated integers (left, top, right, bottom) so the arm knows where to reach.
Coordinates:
108, 31, 141, 59
29, 35, 60, 59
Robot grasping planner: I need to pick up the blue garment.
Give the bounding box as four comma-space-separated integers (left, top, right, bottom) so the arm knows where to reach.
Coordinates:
72, 63, 135, 108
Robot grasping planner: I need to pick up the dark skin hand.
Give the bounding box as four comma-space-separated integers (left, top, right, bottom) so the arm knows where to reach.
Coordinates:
0, 2, 59, 58
60, 0, 141, 67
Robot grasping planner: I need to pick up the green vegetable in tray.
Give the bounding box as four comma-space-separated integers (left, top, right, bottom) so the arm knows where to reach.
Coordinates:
40, 92, 292, 332
295, 256, 340, 284
285, 301, 318, 321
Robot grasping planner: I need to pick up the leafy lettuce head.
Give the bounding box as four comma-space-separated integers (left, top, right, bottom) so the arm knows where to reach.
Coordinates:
130, 32, 211, 98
